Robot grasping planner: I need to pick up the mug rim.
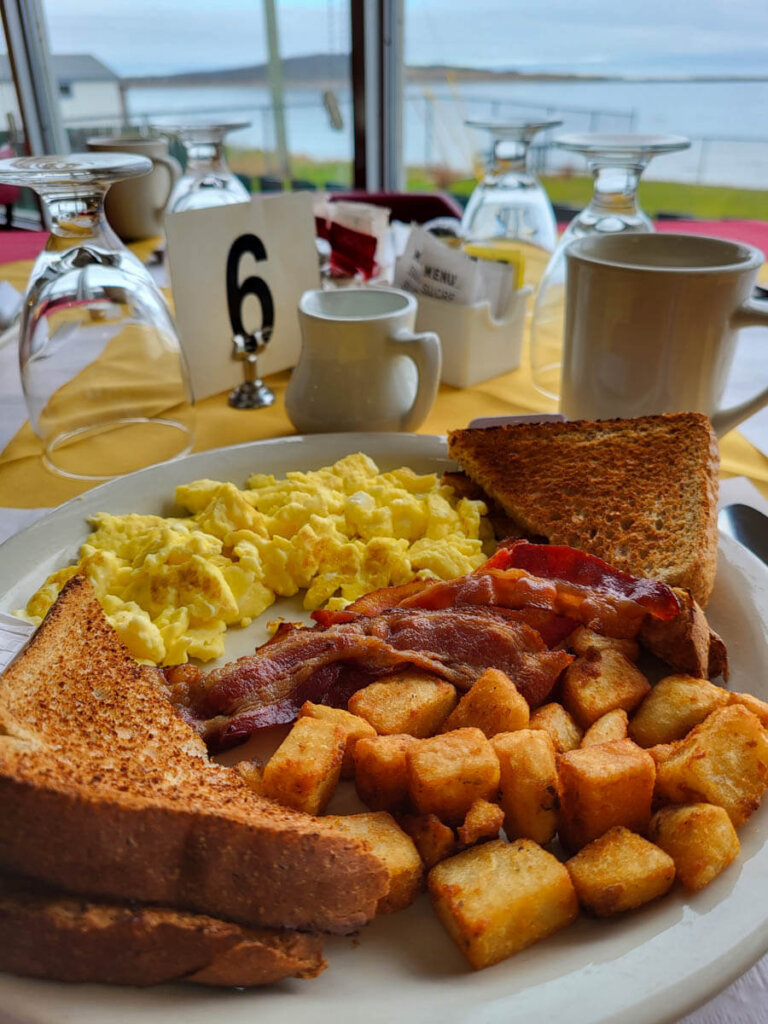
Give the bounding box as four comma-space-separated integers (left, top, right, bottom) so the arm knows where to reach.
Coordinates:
299, 286, 417, 321
566, 232, 764, 274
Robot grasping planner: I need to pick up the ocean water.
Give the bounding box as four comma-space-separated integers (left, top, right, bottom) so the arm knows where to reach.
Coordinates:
124, 78, 768, 188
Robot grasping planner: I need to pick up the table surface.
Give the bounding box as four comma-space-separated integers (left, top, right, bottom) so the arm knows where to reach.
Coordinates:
1, 228, 768, 1023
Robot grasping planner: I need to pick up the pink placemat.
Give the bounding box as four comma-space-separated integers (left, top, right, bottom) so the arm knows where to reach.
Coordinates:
654, 219, 768, 254
0, 230, 48, 265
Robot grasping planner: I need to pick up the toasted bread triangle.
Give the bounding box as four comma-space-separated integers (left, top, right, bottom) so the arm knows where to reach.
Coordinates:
448, 413, 719, 607
0, 871, 326, 987
0, 576, 388, 932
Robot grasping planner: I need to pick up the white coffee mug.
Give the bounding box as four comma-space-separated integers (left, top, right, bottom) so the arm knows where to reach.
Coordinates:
87, 135, 181, 241
285, 288, 441, 433
561, 233, 768, 435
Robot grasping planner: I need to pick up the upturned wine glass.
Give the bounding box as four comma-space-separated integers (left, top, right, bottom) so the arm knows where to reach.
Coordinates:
164, 123, 251, 213
461, 120, 563, 267
0, 154, 194, 480
530, 132, 690, 400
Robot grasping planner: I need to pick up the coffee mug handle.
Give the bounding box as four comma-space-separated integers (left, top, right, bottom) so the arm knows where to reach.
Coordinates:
152, 154, 182, 215
711, 297, 768, 436
389, 328, 442, 431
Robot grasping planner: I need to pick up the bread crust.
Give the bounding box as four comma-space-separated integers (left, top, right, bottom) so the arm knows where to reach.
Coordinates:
0, 578, 388, 933
448, 413, 719, 607
0, 873, 325, 987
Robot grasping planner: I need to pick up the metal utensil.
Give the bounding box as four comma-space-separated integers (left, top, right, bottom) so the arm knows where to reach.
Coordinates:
718, 503, 768, 566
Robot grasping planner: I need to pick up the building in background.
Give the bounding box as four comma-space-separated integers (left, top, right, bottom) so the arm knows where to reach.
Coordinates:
0, 53, 123, 141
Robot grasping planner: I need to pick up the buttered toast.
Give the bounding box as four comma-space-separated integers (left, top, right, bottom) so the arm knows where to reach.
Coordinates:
0, 576, 388, 933
448, 413, 719, 607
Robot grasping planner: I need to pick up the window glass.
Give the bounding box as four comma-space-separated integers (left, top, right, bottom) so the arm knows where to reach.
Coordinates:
42, 0, 354, 190
403, 0, 768, 221
0, 34, 34, 222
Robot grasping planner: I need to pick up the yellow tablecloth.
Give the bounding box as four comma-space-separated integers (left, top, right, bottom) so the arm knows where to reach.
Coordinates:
1, 239, 767, 508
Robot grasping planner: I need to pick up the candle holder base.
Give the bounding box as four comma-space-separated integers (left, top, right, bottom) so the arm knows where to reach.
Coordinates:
228, 379, 275, 409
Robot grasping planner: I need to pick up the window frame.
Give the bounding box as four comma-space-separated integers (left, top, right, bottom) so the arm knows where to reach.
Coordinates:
2, 0, 405, 189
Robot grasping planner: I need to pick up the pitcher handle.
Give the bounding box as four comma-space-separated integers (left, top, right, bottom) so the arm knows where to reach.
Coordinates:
389, 328, 441, 432
711, 297, 768, 437
152, 154, 182, 216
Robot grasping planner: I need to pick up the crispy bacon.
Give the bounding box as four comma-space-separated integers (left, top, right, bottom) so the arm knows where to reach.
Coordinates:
398, 543, 679, 639
372, 608, 572, 704
183, 607, 572, 750
496, 542, 680, 620
174, 543, 686, 752
312, 578, 577, 647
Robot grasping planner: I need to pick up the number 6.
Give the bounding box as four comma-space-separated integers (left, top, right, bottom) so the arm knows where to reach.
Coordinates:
226, 233, 275, 349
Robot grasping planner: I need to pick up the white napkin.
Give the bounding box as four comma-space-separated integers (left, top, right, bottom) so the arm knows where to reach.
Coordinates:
0, 611, 33, 672
719, 476, 768, 517
722, 328, 768, 456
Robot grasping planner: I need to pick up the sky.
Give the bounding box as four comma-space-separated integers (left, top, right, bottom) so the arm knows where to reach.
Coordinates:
42, 0, 768, 77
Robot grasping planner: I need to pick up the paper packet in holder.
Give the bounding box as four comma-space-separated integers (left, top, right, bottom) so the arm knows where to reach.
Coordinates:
394, 228, 531, 387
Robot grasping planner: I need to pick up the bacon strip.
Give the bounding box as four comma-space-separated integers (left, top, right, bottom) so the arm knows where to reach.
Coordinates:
312, 579, 577, 647
497, 541, 680, 620
183, 607, 572, 750
196, 627, 466, 721
399, 544, 679, 639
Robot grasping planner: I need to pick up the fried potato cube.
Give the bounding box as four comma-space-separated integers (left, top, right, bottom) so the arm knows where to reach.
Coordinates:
566, 826, 675, 916
492, 729, 558, 845
441, 668, 529, 738
567, 626, 639, 663
581, 709, 629, 747
348, 670, 458, 737
428, 838, 578, 969
728, 691, 768, 729
457, 798, 505, 847
234, 759, 263, 794
398, 813, 456, 868
407, 728, 500, 823
647, 742, 677, 765
529, 702, 583, 753
654, 705, 768, 827
353, 734, 418, 811
298, 701, 376, 778
261, 717, 344, 814
628, 674, 730, 748
558, 739, 656, 852
648, 803, 740, 892
562, 649, 651, 729
324, 811, 424, 913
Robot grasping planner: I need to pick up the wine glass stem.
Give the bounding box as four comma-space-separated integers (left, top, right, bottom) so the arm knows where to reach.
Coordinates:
186, 141, 228, 172
492, 140, 528, 174
40, 189, 117, 250
587, 161, 644, 217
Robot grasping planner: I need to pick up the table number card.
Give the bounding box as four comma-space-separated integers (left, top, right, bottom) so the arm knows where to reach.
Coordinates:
164, 191, 320, 401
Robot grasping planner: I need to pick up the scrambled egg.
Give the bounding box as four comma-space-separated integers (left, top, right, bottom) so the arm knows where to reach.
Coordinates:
22, 453, 490, 665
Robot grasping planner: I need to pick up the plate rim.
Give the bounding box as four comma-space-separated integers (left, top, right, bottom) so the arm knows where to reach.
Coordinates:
1, 431, 768, 1024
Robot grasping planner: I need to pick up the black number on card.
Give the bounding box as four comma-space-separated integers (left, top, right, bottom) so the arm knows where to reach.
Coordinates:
225, 233, 275, 347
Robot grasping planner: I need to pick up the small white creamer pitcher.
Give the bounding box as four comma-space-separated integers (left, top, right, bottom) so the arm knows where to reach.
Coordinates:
285, 287, 441, 433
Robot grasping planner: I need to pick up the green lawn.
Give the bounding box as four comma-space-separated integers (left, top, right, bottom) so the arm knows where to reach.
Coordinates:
228, 148, 768, 222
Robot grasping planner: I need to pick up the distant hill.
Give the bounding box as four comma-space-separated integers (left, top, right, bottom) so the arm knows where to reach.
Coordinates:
121, 52, 768, 88
121, 53, 610, 88
122, 53, 352, 87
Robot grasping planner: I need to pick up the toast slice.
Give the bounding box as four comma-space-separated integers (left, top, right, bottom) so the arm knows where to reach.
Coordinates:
0, 872, 325, 987
0, 576, 388, 933
448, 413, 719, 607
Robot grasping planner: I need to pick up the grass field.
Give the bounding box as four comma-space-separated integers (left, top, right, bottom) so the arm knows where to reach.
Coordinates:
228, 149, 768, 222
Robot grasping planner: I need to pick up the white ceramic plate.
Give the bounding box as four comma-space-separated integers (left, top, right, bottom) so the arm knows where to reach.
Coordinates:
1, 433, 767, 1024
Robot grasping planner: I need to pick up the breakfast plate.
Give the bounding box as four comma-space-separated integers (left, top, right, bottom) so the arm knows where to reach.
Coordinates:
1, 432, 768, 1024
